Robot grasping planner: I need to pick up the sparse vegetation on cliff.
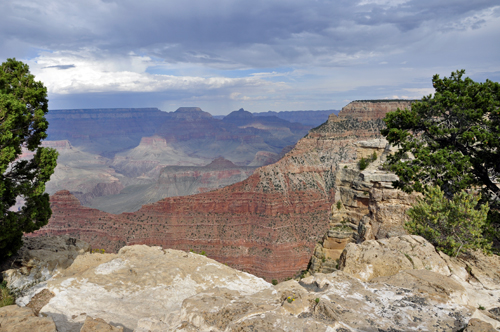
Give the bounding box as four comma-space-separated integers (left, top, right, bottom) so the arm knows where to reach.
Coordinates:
0, 281, 14, 307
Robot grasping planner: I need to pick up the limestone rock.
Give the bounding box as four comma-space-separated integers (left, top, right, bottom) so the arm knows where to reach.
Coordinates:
339, 235, 451, 281
464, 318, 497, 332
0, 305, 57, 332
170, 271, 476, 332
11, 236, 500, 332
80, 317, 124, 332
338, 235, 500, 327
38, 245, 273, 332
2, 235, 90, 306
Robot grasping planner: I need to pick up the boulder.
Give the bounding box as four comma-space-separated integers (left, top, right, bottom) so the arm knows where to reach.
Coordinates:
339, 235, 451, 281
464, 318, 496, 332
80, 317, 124, 332
0, 305, 57, 332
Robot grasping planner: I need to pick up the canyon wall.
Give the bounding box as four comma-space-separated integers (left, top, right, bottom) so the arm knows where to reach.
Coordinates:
33, 100, 413, 280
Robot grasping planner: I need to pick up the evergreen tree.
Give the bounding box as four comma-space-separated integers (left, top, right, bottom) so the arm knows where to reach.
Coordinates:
381, 70, 500, 205
0, 59, 58, 260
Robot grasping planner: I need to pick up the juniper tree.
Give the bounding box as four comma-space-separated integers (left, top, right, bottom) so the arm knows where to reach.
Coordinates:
0, 59, 58, 260
381, 70, 500, 205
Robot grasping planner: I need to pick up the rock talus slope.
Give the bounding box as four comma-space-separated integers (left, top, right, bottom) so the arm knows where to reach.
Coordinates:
33, 101, 412, 280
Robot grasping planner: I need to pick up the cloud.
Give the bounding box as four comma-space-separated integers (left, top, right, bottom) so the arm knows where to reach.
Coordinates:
43, 64, 75, 70
0, 0, 498, 113
29, 50, 283, 95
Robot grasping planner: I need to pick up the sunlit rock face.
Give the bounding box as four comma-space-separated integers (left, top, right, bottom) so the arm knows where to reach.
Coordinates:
5, 235, 500, 332
33, 101, 412, 280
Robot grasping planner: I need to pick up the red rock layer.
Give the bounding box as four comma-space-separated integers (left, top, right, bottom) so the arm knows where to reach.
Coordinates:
32, 101, 412, 280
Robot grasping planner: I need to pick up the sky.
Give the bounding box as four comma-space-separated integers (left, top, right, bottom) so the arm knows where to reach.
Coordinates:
1, 0, 499, 115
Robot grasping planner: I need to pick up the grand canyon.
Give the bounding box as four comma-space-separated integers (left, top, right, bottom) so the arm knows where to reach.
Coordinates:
6, 100, 500, 332
31, 100, 412, 280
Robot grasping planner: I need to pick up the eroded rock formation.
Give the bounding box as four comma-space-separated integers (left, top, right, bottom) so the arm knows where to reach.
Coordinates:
308, 136, 420, 274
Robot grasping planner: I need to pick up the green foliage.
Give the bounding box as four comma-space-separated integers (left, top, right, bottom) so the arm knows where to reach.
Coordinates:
405, 186, 492, 257
272, 279, 278, 286
315, 298, 320, 304
0, 281, 14, 307
358, 157, 369, 170
0, 59, 58, 260
381, 70, 500, 204
336, 201, 342, 210
371, 151, 377, 162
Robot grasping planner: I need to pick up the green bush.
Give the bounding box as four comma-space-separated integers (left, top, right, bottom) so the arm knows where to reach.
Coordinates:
405, 186, 492, 257
358, 157, 369, 170
272, 279, 278, 285
0, 281, 14, 308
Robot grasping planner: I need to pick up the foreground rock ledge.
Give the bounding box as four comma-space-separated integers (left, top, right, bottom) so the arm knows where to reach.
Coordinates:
4, 235, 499, 332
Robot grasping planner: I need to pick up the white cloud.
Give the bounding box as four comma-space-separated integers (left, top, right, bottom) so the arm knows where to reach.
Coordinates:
28, 50, 281, 95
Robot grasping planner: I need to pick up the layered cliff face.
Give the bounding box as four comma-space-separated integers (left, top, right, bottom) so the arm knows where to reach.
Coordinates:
35, 100, 413, 280
308, 137, 420, 275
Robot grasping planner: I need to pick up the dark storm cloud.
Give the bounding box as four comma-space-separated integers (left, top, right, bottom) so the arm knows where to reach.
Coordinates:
44, 64, 75, 70
1, 0, 498, 113
1, 0, 498, 67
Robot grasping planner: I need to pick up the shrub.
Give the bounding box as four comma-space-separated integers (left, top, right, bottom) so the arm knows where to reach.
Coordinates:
315, 298, 320, 304
405, 186, 492, 257
336, 201, 342, 210
358, 157, 369, 170
0, 281, 14, 308
272, 279, 278, 285
371, 151, 377, 161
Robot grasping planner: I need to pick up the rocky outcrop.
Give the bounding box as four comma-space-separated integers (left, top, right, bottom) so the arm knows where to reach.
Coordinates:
336, 235, 500, 329
308, 136, 419, 274
338, 235, 451, 281
1, 235, 89, 306
0, 305, 57, 332
34, 245, 272, 332
80, 317, 124, 332
6, 236, 499, 332
34, 101, 413, 280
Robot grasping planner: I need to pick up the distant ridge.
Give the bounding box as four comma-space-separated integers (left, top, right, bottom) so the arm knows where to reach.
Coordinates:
215, 109, 338, 127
